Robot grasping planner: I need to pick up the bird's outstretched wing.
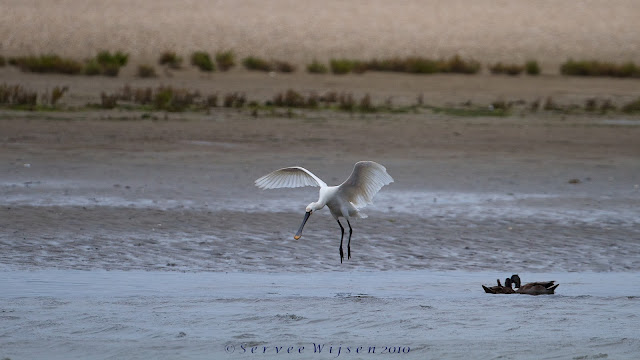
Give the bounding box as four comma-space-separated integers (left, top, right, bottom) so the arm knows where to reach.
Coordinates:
337, 161, 393, 208
255, 166, 327, 189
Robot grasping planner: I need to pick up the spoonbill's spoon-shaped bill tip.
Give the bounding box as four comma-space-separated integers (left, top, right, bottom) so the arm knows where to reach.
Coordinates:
294, 211, 311, 240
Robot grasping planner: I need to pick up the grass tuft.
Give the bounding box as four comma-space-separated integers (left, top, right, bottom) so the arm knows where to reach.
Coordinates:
191, 51, 215, 72
96, 50, 128, 67
242, 56, 273, 72
489, 62, 524, 76
0, 83, 67, 109
223, 92, 246, 107
440, 55, 481, 74
525, 60, 540, 75
159, 51, 183, 69
215, 50, 236, 71
137, 64, 157, 78
330, 59, 355, 74
358, 94, 375, 112
338, 93, 355, 111
306, 60, 328, 74
153, 86, 201, 111
93, 51, 129, 76
561, 59, 640, 77
0, 83, 38, 108
273, 89, 305, 107
11, 54, 84, 74
273, 60, 296, 73
622, 97, 640, 113
48, 86, 68, 106
84, 60, 102, 76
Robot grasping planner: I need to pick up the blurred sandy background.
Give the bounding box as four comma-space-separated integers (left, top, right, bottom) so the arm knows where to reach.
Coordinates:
1, 0, 639, 71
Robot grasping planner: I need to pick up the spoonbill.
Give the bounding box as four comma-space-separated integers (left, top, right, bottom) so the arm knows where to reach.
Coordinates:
255, 161, 393, 263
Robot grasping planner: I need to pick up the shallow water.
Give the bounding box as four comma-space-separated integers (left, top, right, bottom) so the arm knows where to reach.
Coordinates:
2, 141, 640, 359
1, 270, 639, 359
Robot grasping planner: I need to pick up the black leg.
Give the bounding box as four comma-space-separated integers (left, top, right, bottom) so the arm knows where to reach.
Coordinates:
347, 219, 352, 260
337, 219, 345, 263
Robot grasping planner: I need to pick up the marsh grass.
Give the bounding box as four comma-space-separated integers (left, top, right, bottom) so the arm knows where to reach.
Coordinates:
585, 98, 598, 112
338, 93, 356, 111
242, 56, 297, 73
0, 83, 38, 108
159, 51, 183, 69
97, 85, 229, 111
622, 97, 640, 113
0, 83, 68, 110
11, 54, 84, 75
561, 59, 640, 77
440, 55, 481, 74
358, 94, 376, 112
306, 60, 328, 74
84, 60, 102, 76
46, 86, 68, 106
427, 104, 509, 117
88, 51, 129, 76
525, 60, 540, 75
489, 63, 524, 76
100, 92, 118, 109
274, 61, 296, 73
223, 92, 246, 107
191, 51, 215, 72
137, 64, 157, 78
543, 96, 561, 111
330, 59, 355, 74
215, 50, 235, 71
242, 56, 273, 72
96, 51, 128, 67
272, 89, 307, 107
329, 55, 480, 75
205, 94, 218, 107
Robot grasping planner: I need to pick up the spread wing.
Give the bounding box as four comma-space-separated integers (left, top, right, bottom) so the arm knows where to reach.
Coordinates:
254, 166, 327, 189
337, 161, 393, 208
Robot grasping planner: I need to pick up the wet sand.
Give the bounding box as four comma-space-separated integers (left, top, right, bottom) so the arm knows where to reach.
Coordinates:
1, 108, 639, 272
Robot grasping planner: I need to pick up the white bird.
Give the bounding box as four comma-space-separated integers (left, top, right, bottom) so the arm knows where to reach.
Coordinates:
255, 161, 394, 263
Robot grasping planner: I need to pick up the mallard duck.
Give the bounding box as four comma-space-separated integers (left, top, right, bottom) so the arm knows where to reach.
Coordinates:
482, 278, 515, 294
510, 274, 559, 295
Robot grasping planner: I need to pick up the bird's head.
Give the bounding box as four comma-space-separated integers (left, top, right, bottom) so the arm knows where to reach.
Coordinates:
510, 274, 521, 288
504, 278, 513, 289
305, 201, 322, 213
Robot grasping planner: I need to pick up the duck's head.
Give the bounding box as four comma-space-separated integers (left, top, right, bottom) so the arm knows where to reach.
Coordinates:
510, 274, 522, 288
504, 278, 513, 288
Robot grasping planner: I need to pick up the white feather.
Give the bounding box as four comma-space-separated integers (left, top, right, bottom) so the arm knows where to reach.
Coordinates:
337, 161, 394, 208
254, 166, 327, 189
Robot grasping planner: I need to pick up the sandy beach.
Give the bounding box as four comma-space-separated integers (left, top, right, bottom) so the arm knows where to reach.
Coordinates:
1, 1, 640, 359
2, 0, 640, 71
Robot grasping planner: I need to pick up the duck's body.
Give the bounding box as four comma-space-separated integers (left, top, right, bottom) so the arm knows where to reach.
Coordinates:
511, 274, 559, 295
482, 275, 559, 295
482, 278, 515, 294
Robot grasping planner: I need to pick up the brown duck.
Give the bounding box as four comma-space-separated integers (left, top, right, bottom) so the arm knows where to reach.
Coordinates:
510, 274, 559, 295
482, 278, 515, 294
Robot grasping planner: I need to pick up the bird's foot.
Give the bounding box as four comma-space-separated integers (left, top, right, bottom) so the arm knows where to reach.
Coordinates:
339, 246, 344, 264
348, 244, 351, 260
